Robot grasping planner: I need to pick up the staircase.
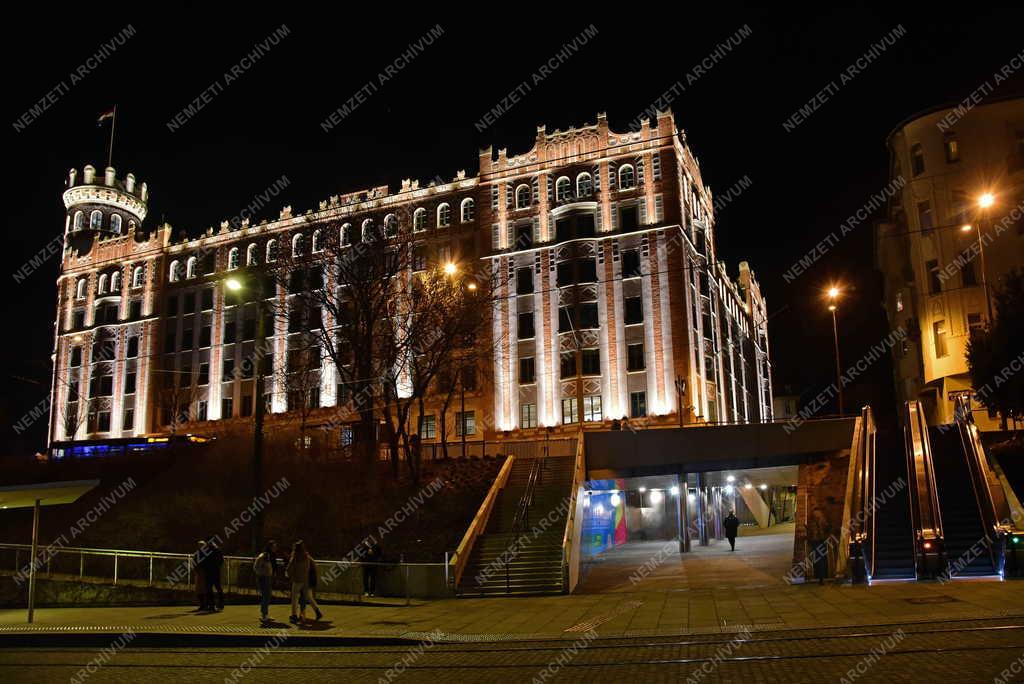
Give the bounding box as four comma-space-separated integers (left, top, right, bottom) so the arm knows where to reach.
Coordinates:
870, 429, 917, 580
459, 456, 574, 596
930, 425, 997, 577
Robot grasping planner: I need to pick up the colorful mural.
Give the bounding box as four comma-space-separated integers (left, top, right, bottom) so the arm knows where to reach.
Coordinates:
581, 479, 628, 555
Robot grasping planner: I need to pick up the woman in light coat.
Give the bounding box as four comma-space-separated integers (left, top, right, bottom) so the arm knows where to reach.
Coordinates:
286, 540, 322, 623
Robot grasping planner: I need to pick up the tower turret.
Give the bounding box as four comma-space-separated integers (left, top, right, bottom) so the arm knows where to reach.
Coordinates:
63, 165, 148, 256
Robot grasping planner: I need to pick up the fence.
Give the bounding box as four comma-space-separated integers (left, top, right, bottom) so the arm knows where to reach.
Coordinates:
377, 438, 577, 462
0, 542, 452, 602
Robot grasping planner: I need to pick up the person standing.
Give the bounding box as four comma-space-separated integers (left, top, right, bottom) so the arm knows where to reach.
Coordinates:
363, 540, 382, 597
286, 540, 309, 626
807, 507, 833, 585
201, 537, 225, 611
193, 540, 209, 611
253, 540, 277, 623
724, 511, 740, 551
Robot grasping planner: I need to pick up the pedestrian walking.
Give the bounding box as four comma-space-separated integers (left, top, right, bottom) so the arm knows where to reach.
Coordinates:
201, 537, 225, 611
286, 540, 322, 624
193, 540, 209, 611
253, 540, 277, 623
363, 540, 382, 597
807, 507, 833, 585
724, 511, 740, 551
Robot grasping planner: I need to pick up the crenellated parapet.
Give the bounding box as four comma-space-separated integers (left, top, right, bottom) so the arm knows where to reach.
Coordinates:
63, 165, 148, 223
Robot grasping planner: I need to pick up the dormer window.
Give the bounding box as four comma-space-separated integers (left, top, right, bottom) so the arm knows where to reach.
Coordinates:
618, 164, 635, 189
516, 184, 532, 209
461, 198, 475, 223
556, 177, 571, 201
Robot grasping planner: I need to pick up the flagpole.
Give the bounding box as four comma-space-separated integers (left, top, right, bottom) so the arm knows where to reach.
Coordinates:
106, 105, 117, 169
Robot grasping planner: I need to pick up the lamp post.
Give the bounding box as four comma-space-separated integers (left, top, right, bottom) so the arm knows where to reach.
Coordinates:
675, 376, 687, 428
226, 274, 268, 554
827, 287, 844, 416
974, 192, 996, 323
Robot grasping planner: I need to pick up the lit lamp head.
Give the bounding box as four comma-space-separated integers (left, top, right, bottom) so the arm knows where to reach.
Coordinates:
225, 278, 243, 292
827, 286, 840, 300
978, 192, 995, 209
443, 262, 457, 276
961, 224, 973, 233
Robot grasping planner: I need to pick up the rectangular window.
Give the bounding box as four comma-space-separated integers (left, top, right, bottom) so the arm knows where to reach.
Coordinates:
200, 325, 211, 348
555, 218, 571, 243
519, 357, 536, 384
911, 143, 925, 176
561, 397, 578, 424
197, 400, 208, 421
166, 295, 179, 316
577, 258, 597, 283
577, 213, 595, 237
583, 395, 602, 422
221, 397, 233, 419
630, 391, 648, 418
622, 249, 641, 278
516, 267, 534, 295
517, 311, 535, 339
556, 261, 574, 287
926, 259, 942, 294
917, 200, 934, 234
461, 366, 477, 391
122, 407, 134, 431
558, 306, 573, 333
624, 296, 643, 325
455, 411, 475, 436
933, 319, 948, 358
223, 358, 236, 382
126, 336, 139, 358
944, 134, 960, 163
581, 348, 600, 375
73, 310, 85, 330
129, 300, 142, 320
521, 403, 537, 428
224, 319, 236, 344
419, 414, 436, 439
560, 352, 577, 378
620, 205, 639, 231
967, 312, 984, 336
579, 302, 599, 329
184, 292, 196, 313
198, 362, 209, 385
70, 347, 82, 367
97, 411, 111, 432
181, 326, 193, 351
627, 343, 645, 371
241, 395, 253, 417
124, 371, 136, 395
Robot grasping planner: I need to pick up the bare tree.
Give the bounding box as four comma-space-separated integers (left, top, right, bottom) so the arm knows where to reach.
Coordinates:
279, 333, 323, 452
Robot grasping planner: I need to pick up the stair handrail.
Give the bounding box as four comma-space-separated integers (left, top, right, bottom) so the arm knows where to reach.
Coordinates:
449, 454, 516, 589
953, 394, 1008, 570
512, 457, 542, 535
562, 436, 586, 592
845, 407, 872, 581
904, 400, 944, 578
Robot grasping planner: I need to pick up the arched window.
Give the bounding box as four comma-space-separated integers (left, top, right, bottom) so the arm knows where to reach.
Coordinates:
292, 233, 304, 257
132, 266, 144, 288
341, 223, 352, 246
228, 247, 240, 270
437, 203, 451, 227
516, 184, 532, 209
361, 219, 374, 242
384, 214, 398, 238
169, 260, 182, 282
246, 244, 258, 266
110, 272, 121, 292
186, 257, 198, 279
266, 240, 278, 262
413, 208, 427, 232
577, 172, 593, 197
73, 211, 84, 231
312, 229, 323, 253
556, 176, 571, 201
618, 164, 635, 189
97, 274, 108, 295
76, 278, 87, 299
460, 198, 475, 223
110, 214, 122, 235
90, 210, 103, 231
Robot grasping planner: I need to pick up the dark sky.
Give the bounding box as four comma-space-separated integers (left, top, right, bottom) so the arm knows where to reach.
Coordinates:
5, 6, 1024, 451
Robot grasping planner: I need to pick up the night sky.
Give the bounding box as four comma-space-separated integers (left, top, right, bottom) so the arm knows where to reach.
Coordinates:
5, 7, 1024, 453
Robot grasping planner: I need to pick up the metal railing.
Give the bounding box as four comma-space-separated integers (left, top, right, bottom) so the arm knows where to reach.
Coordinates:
448, 455, 516, 589
0, 542, 452, 602
561, 435, 587, 593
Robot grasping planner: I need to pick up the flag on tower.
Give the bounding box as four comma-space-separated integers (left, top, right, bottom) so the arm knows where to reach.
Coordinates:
97, 108, 116, 125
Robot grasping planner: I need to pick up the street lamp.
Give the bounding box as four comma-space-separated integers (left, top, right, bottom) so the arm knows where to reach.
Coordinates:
443, 262, 457, 276
226, 273, 268, 554
827, 286, 844, 416
974, 192, 996, 323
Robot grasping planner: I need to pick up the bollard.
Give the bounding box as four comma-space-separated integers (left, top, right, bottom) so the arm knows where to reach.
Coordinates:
113, 553, 119, 586
149, 555, 154, 586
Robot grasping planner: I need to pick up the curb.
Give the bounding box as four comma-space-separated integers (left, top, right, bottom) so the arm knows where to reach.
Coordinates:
0, 629, 425, 648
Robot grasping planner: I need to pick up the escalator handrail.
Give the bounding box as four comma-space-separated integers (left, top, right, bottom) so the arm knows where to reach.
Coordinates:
904, 400, 944, 575
952, 394, 1007, 563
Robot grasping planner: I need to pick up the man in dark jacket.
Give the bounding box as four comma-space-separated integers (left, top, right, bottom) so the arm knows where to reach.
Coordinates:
724, 511, 740, 551
200, 538, 225, 611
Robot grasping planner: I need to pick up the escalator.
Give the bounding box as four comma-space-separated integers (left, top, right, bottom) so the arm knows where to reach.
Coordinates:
930, 423, 1001, 578
869, 428, 917, 580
